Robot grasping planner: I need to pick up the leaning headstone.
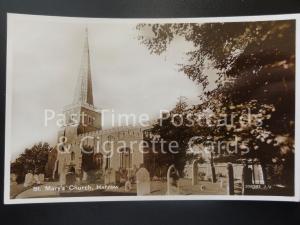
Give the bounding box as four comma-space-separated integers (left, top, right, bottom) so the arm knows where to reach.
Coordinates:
24, 172, 33, 187
136, 167, 150, 196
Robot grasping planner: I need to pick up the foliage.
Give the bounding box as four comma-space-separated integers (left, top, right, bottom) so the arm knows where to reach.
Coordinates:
137, 20, 295, 185
11, 142, 53, 183
137, 21, 295, 133
149, 98, 201, 175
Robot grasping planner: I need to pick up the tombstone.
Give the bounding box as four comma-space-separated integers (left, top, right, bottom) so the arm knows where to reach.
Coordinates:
166, 165, 180, 195
253, 164, 265, 184
10, 173, 17, 185
210, 151, 217, 183
192, 160, 198, 185
219, 178, 224, 189
129, 165, 138, 184
115, 170, 121, 185
227, 163, 234, 195
87, 171, 96, 183
59, 170, 66, 185
242, 163, 253, 195
204, 164, 210, 180
33, 174, 40, 185
82, 171, 88, 182
125, 180, 132, 192
211, 163, 217, 183
38, 174, 45, 184
66, 172, 76, 186
136, 166, 151, 196
94, 169, 104, 183
200, 184, 205, 191
119, 169, 128, 185
104, 168, 116, 185
24, 172, 34, 187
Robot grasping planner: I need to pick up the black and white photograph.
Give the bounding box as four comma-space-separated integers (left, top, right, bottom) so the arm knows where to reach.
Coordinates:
4, 13, 299, 204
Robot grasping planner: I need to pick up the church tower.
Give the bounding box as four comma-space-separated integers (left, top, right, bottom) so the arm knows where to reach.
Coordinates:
58, 28, 102, 143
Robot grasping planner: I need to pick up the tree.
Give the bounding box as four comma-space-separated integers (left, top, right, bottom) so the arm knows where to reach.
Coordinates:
137, 21, 295, 187
11, 142, 53, 183
149, 97, 200, 176
137, 21, 295, 133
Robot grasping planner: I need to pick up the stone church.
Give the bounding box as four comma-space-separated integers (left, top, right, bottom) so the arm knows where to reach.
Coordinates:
47, 29, 146, 183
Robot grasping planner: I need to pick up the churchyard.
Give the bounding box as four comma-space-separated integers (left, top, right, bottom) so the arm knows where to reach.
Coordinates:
12, 160, 267, 198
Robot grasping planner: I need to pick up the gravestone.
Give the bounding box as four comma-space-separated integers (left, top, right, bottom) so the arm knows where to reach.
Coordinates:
59, 171, 66, 185
82, 171, 88, 182
227, 163, 234, 195
242, 163, 253, 194
33, 174, 39, 184
125, 180, 132, 192
253, 164, 265, 184
136, 166, 150, 196
87, 171, 97, 183
115, 170, 121, 185
38, 174, 45, 184
204, 164, 210, 180
66, 172, 76, 186
24, 172, 33, 187
219, 177, 224, 189
10, 173, 17, 185
192, 160, 198, 185
166, 165, 180, 195
104, 168, 116, 185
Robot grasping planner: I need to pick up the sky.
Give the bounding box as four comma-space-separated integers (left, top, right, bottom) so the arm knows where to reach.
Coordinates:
7, 15, 217, 159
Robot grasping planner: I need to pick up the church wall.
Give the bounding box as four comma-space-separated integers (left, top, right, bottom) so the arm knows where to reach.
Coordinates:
75, 127, 145, 171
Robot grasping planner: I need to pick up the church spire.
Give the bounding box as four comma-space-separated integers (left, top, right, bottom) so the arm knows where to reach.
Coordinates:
73, 27, 94, 106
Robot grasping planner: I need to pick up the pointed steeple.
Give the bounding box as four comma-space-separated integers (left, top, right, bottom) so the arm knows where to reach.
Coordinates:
73, 27, 94, 106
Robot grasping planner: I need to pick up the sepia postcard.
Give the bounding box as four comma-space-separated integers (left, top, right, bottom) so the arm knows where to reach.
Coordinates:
4, 13, 300, 204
